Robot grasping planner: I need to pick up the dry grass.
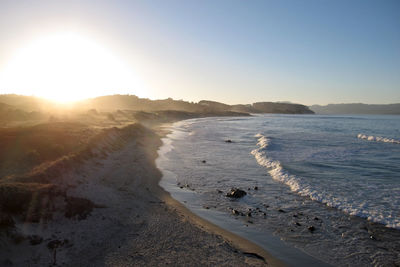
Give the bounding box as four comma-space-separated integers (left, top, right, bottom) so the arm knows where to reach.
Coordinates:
0, 121, 161, 229
0, 122, 98, 178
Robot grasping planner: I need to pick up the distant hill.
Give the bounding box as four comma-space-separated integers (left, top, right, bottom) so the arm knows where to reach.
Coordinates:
0, 101, 44, 122
252, 102, 314, 114
0, 94, 55, 112
0, 94, 314, 115
229, 102, 314, 114
310, 103, 400, 115
80, 95, 314, 114
81, 95, 205, 113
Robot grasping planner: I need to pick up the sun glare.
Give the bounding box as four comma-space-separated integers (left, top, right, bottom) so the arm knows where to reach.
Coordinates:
0, 33, 145, 103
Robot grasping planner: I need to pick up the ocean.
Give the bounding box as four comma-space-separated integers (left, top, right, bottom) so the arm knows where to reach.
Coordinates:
156, 114, 400, 266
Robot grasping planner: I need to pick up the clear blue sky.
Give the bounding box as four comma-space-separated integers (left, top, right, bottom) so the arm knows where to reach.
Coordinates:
0, 0, 399, 105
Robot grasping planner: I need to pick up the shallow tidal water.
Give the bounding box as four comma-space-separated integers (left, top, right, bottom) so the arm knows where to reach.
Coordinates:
157, 114, 400, 266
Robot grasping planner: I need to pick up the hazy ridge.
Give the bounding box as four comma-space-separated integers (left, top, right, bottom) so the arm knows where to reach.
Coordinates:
310, 103, 400, 115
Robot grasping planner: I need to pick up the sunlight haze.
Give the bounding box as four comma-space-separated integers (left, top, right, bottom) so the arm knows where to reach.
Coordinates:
0, 32, 146, 103
0, 0, 399, 105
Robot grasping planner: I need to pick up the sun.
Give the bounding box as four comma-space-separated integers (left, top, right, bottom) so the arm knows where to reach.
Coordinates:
0, 33, 145, 103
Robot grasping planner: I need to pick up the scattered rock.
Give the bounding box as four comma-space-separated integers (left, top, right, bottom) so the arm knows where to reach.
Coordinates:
201, 160, 206, 163
246, 212, 252, 217
226, 188, 247, 198
278, 209, 285, 213
254, 186, 258, 190
295, 222, 301, 226
232, 209, 240, 215
308, 226, 316, 232
217, 190, 223, 194
225, 139, 233, 143
314, 217, 320, 221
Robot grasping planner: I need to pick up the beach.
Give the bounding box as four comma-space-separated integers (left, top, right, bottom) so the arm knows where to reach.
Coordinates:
0, 122, 281, 266
1, 0, 398, 265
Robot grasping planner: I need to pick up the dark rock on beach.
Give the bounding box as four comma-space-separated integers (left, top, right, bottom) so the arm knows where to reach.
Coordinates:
226, 188, 247, 198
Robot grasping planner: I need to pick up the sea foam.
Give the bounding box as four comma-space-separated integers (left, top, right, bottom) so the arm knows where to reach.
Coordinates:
251, 133, 400, 229
357, 133, 400, 144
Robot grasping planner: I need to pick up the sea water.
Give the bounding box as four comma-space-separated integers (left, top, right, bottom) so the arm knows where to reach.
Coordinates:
156, 114, 400, 266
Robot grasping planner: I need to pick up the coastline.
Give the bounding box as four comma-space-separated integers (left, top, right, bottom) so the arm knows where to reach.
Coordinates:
0, 121, 283, 266
155, 121, 332, 267
155, 116, 400, 266
153, 123, 284, 266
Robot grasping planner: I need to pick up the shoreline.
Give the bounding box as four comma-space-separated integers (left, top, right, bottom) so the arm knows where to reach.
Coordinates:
1, 115, 398, 265
153, 123, 283, 266
0, 121, 283, 266
152, 184, 283, 266
155, 116, 400, 266
155, 121, 331, 267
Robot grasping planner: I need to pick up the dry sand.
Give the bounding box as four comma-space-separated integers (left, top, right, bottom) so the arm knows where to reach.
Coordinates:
0, 123, 282, 266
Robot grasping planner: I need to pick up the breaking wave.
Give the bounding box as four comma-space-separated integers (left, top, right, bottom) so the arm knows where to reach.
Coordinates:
357, 134, 400, 144
251, 133, 400, 229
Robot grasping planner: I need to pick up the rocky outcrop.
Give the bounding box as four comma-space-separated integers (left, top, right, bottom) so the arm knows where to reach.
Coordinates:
252, 102, 314, 114
226, 188, 247, 198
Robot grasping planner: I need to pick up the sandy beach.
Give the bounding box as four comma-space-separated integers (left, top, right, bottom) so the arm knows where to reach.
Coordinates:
0, 122, 282, 266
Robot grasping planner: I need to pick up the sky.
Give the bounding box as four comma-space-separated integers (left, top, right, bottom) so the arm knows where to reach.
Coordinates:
0, 0, 399, 105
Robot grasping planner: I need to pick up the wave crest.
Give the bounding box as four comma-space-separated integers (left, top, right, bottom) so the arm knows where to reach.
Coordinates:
251, 133, 304, 193
251, 133, 400, 229
357, 133, 400, 144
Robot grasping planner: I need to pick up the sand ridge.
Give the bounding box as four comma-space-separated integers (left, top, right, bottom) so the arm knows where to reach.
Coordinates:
0, 122, 281, 266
